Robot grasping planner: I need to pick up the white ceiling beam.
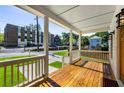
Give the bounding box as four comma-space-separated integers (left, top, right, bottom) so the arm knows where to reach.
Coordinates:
81, 23, 110, 31
81, 26, 109, 34
79, 22, 111, 29
16, 5, 81, 33
72, 11, 114, 24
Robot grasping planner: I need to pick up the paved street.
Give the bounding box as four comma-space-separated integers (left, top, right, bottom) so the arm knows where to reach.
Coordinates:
0, 49, 70, 64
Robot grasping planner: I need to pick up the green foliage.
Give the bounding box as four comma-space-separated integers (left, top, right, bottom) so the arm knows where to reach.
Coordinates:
94, 32, 109, 44
91, 32, 109, 51
0, 33, 4, 43
81, 36, 89, 46
53, 50, 68, 56
29, 23, 42, 31
61, 32, 69, 45
61, 32, 79, 46
49, 61, 63, 68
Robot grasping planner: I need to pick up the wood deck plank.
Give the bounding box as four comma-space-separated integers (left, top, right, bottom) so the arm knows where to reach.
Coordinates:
88, 63, 98, 87
38, 61, 115, 87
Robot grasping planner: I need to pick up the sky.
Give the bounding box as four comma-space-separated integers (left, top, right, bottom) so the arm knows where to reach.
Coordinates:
0, 5, 70, 36
0, 5, 94, 36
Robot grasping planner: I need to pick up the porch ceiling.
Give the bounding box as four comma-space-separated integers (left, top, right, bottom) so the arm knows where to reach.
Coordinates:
44, 5, 116, 33
17, 5, 116, 34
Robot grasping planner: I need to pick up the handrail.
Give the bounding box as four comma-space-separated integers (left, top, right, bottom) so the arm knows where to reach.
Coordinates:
0, 55, 47, 87
0, 55, 45, 67
81, 50, 109, 53
81, 50, 109, 62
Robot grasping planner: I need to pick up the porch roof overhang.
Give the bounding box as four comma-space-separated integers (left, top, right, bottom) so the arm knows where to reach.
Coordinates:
16, 5, 116, 34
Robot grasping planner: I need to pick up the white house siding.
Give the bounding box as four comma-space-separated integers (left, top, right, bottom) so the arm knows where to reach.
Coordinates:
109, 5, 124, 86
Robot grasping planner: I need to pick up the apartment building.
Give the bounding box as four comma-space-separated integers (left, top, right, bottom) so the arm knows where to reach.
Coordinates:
4, 24, 18, 47
4, 24, 57, 47
4, 24, 42, 47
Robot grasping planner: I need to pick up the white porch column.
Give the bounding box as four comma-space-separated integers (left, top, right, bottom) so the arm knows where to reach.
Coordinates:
69, 30, 73, 64
44, 16, 49, 78
79, 32, 81, 58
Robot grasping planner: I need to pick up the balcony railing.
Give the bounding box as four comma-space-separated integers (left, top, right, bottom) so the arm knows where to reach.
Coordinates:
0, 55, 46, 87
81, 50, 109, 63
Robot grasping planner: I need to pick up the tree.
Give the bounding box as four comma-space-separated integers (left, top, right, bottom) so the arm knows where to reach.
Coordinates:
81, 36, 89, 47
73, 33, 79, 46
29, 24, 42, 32
61, 32, 79, 46
90, 31, 109, 51
94, 32, 109, 44
61, 32, 69, 45
0, 33, 4, 43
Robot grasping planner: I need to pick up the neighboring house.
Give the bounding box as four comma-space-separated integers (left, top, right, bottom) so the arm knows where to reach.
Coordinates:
4, 24, 43, 47
54, 35, 61, 46
89, 36, 102, 50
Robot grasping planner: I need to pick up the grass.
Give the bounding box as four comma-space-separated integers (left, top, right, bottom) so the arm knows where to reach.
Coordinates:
49, 61, 63, 68
0, 55, 34, 87
53, 50, 68, 56
0, 65, 26, 87
81, 56, 107, 63
81, 56, 91, 60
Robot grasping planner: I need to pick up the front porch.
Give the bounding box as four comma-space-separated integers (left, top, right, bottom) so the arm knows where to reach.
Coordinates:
0, 5, 122, 87
37, 61, 118, 87
0, 51, 118, 87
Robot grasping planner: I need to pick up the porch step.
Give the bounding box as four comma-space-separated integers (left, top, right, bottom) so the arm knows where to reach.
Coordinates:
79, 60, 88, 67
103, 63, 116, 80
73, 59, 88, 67
103, 78, 119, 87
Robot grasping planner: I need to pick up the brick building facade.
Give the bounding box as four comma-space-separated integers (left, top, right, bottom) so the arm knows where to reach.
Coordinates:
4, 24, 43, 47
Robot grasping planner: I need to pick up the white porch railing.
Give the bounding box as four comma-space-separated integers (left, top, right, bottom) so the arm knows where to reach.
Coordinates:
81, 50, 109, 62
0, 55, 47, 87
72, 50, 80, 62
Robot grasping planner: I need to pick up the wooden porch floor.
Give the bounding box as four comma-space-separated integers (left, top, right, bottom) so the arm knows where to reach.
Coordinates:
37, 61, 118, 87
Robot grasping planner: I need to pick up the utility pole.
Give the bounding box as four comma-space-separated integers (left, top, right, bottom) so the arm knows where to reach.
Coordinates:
36, 16, 39, 52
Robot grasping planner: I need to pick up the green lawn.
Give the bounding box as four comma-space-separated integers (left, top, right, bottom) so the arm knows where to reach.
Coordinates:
0, 55, 33, 87
53, 50, 68, 56
49, 61, 63, 68
81, 56, 91, 60
0, 65, 26, 87
81, 56, 107, 63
